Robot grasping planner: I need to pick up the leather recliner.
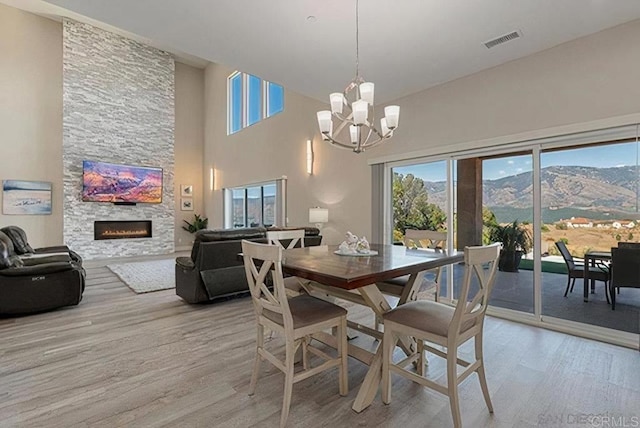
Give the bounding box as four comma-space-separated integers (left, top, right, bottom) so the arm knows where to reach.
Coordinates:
1, 225, 83, 264
0, 229, 85, 315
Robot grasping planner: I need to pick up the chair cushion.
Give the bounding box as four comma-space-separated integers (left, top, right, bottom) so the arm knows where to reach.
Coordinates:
383, 300, 475, 337
263, 295, 346, 329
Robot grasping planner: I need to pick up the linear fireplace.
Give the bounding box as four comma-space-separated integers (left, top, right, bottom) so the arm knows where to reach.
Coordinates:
94, 220, 152, 240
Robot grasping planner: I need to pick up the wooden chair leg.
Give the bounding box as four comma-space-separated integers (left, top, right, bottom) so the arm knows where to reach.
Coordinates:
381, 327, 394, 405
281, 339, 295, 428
447, 347, 462, 428
610, 282, 616, 310
569, 277, 576, 293
249, 324, 264, 396
338, 317, 348, 396
475, 333, 493, 413
417, 339, 425, 377
604, 282, 610, 304
301, 337, 309, 370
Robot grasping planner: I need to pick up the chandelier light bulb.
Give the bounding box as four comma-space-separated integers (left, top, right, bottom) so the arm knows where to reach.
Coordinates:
317, 110, 333, 135
330, 93, 344, 114
349, 125, 359, 143
352, 99, 368, 125
384, 105, 400, 129
381, 117, 391, 137
359, 82, 374, 105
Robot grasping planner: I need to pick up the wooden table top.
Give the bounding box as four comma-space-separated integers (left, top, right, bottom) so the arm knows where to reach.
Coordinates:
282, 244, 464, 290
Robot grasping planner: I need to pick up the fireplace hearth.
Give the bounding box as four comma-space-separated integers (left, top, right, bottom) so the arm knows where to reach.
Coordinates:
94, 220, 152, 240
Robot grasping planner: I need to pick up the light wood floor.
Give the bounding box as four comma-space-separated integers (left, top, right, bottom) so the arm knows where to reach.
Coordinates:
1, 258, 639, 427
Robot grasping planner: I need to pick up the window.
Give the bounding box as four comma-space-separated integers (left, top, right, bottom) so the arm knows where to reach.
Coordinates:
223, 179, 287, 228
227, 72, 284, 134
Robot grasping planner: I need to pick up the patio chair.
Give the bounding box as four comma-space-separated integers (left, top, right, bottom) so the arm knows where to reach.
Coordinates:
555, 241, 609, 302
381, 243, 500, 428
610, 247, 640, 310
242, 240, 348, 427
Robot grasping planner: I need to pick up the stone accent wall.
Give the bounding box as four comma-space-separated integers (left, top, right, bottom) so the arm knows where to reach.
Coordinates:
62, 19, 175, 259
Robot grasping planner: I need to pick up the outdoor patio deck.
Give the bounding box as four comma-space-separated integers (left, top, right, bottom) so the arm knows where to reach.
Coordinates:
440, 263, 640, 334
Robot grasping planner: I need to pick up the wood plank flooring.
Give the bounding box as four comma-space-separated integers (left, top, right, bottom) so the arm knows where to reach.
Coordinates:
1, 258, 639, 427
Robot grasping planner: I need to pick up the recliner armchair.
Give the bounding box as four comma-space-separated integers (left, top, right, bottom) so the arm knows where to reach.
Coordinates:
0, 238, 85, 315
1, 225, 82, 264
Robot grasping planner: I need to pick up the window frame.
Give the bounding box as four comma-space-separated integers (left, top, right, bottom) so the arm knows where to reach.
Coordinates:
227, 71, 284, 135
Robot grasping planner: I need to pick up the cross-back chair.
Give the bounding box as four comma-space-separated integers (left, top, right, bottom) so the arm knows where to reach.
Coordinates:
381, 243, 500, 428
266, 229, 306, 250
266, 229, 307, 295
242, 240, 348, 427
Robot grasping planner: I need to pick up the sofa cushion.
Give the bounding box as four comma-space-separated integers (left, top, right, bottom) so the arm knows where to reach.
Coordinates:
267, 226, 320, 237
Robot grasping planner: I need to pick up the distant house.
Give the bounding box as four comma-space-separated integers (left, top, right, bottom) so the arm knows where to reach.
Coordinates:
566, 217, 593, 228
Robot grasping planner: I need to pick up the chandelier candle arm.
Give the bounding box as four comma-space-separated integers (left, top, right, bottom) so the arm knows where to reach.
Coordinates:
315, 0, 400, 153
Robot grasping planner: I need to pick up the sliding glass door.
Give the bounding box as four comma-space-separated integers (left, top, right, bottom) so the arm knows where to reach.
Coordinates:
384, 131, 640, 347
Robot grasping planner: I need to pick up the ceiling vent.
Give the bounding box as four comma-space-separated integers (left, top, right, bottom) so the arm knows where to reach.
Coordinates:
484, 30, 522, 49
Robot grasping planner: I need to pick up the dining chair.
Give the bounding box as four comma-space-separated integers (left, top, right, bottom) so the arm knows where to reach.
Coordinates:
241, 240, 348, 427
378, 229, 447, 299
266, 229, 306, 250
610, 246, 640, 310
555, 241, 609, 302
266, 229, 307, 295
381, 243, 500, 428
374, 230, 448, 331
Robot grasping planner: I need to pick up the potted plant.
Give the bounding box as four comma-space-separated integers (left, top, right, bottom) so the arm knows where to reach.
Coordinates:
489, 220, 532, 272
182, 214, 208, 234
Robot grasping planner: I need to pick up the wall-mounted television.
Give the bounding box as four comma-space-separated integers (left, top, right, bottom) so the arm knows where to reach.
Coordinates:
82, 160, 163, 204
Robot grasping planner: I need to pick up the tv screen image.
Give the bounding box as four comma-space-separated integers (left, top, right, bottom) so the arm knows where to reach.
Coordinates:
82, 160, 163, 203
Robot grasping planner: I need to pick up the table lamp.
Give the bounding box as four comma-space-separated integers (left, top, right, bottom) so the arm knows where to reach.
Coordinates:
309, 207, 329, 230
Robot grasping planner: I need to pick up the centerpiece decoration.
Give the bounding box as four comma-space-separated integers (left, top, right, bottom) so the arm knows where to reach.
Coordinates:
335, 231, 377, 256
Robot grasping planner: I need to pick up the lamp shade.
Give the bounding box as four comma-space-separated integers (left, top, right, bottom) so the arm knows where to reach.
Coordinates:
352, 99, 368, 125
317, 110, 333, 134
349, 125, 359, 143
359, 82, 374, 105
309, 207, 329, 224
384, 105, 400, 129
330, 93, 344, 114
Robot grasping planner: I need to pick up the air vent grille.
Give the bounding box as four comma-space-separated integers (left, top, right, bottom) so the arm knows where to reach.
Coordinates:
484, 30, 521, 49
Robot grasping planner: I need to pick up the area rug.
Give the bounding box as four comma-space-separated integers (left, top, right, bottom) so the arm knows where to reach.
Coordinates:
107, 258, 175, 294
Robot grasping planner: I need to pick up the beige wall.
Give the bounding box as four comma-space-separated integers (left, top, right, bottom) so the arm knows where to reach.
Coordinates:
0, 4, 63, 248
175, 62, 205, 249
204, 63, 371, 245
206, 19, 640, 243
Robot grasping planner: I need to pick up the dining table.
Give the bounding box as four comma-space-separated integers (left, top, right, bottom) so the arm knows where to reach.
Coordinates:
281, 243, 464, 413
583, 250, 611, 302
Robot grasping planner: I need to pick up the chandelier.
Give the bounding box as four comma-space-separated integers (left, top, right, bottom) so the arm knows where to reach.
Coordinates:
316, 0, 400, 153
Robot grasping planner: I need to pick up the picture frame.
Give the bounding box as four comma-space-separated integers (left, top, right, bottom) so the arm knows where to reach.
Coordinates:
180, 184, 193, 197
2, 180, 52, 215
181, 198, 193, 211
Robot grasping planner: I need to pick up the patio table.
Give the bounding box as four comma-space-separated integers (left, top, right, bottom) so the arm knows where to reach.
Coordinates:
583, 250, 611, 302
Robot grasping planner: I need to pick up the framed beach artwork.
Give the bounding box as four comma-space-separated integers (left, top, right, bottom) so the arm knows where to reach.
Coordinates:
2, 180, 52, 215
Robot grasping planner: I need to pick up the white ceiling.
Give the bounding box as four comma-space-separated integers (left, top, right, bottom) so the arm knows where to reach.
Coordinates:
6, 0, 640, 104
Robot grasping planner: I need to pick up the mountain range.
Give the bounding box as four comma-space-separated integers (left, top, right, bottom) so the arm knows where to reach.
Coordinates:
421, 165, 640, 223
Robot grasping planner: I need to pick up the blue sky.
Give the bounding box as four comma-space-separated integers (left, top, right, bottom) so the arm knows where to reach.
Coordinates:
394, 142, 639, 182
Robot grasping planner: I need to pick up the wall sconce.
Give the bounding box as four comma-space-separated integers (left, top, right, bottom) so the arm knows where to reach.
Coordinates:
306, 139, 313, 175
309, 206, 328, 230
209, 167, 214, 191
